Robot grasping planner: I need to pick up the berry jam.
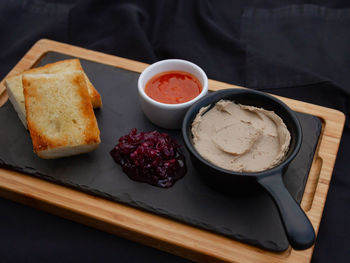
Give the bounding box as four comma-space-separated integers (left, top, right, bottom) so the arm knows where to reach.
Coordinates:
110, 129, 187, 188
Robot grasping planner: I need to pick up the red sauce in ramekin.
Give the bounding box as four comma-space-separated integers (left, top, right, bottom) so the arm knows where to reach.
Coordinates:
145, 71, 202, 104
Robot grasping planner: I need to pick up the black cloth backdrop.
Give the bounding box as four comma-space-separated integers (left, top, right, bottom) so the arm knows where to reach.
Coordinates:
0, 0, 349, 262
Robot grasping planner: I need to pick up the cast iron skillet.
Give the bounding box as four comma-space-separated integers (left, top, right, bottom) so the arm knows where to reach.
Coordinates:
182, 89, 315, 250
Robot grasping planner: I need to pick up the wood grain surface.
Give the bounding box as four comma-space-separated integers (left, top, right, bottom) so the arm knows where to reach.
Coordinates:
0, 39, 345, 263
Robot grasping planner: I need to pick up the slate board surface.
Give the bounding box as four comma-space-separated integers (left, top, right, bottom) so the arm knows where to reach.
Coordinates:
0, 52, 322, 252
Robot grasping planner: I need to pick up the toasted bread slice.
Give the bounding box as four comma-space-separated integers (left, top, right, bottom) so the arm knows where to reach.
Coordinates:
23, 72, 101, 159
5, 59, 102, 128
25, 59, 102, 108
5, 75, 27, 127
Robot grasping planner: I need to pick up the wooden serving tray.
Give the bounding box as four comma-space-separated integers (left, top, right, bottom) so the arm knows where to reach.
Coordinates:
0, 39, 345, 263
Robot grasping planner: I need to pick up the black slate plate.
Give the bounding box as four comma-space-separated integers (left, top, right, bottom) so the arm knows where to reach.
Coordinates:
0, 52, 322, 252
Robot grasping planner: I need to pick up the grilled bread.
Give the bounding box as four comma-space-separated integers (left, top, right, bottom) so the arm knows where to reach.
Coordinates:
5, 59, 101, 128
22, 72, 101, 159
5, 75, 27, 127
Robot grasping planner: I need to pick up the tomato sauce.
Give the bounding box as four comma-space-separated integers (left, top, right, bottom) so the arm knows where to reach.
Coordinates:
145, 71, 202, 104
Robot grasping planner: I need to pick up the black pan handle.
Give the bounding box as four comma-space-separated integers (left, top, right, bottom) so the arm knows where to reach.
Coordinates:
256, 172, 315, 250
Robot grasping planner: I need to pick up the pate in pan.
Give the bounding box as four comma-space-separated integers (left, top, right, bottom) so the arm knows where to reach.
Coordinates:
191, 100, 291, 172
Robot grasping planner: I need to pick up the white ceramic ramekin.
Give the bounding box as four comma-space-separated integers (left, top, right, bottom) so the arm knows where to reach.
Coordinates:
138, 59, 208, 129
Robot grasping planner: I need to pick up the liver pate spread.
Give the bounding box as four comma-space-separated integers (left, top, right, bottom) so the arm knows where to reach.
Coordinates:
191, 100, 291, 172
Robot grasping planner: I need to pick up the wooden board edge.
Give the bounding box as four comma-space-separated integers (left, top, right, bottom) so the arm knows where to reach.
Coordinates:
0, 38, 346, 263
302, 110, 344, 229
34, 39, 149, 74
0, 168, 295, 263
0, 41, 45, 106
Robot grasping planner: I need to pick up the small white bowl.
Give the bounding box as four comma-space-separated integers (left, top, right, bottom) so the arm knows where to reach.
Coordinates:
138, 59, 208, 129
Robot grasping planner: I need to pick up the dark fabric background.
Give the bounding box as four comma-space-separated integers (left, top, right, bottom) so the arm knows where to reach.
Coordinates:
0, 0, 349, 262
